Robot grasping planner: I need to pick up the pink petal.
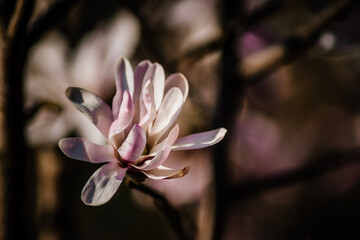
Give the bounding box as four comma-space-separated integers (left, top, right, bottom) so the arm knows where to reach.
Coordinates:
131, 150, 167, 171
141, 165, 190, 180
164, 73, 189, 103
134, 125, 178, 171
118, 124, 146, 164
139, 80, 156, 131
150, 124, 179, 155
172, 128, 227, 151
148, 88, 183, 145
142, 62, 165, 110
66, 87, 113, 138
59, 137, 118, 163
133, 60, 151, 117
81, 162, 127, 206
108, 90, 134, 148
112, 57, 134, 119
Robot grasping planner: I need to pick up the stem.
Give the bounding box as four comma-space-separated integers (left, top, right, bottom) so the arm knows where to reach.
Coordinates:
125, 177, 194, 240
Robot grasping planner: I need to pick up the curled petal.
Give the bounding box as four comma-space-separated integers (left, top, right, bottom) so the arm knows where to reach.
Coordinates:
148, 88, 183, 144
164, 73, 189, 103
141, 165, 190, 180
81, 162, 127, 206
133, 122, 175, 171
134, 125, 179, 171
172, 128, 227, 151
113, 57, 134, 118
139, 80, 156, 131
118, 124, 146, 164
66, 87, 113, 138
150, 124, 179, 155
143, 63, 165, 110
108, 90, 134, 148
133, 60, 151, 108
133, 60, 151, 123
59, 137, 117, 163
131, 150, 167, 171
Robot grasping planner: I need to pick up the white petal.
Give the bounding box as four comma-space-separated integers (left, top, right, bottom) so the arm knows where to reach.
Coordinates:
164, 73, 189, 103
132, 60, 151, 124
148, 88, 183, 144
172, 128, 227, 151
112, 57, 134, 118
133, 60, 151, 108
132, 150, 167, 171
118, 124, 146, 164
66, 87, 113, 138
150, 124, 179, 155
139, 80, 156, 131
141, 165, 190, 180
59, 137, 117, 163
81, 162, 127, 206
134, 125, 178, 171
108, 90, 134, 148
143, 63, 165, 110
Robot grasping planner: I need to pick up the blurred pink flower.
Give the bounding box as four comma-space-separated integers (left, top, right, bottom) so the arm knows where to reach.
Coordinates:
59, 57, 227, 206
26, 11, 140, 146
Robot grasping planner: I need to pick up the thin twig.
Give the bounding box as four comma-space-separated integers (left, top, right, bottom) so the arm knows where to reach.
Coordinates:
125, 177, 194, 240
241, 0, 354, 82
241, 0, 283, 26
24, 100, 62, 120
169, 0, 283, 70
170, 38, 222, 70
229, 149, 360, 201
6, 0, 27, 39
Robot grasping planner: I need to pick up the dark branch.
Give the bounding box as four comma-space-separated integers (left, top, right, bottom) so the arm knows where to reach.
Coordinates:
0, 0, 16, 35
241, 0, 284, 26
25, 0, 82, 50
5, 0, 34, 43
241, 0, 354, 82
170, 38, 222, 70
125, 177, 194, 240
229, 149, 360, 201
169, 0, 284, 70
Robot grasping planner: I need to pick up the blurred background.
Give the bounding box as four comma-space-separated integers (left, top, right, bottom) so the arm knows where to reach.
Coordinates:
1, 0, 360, 239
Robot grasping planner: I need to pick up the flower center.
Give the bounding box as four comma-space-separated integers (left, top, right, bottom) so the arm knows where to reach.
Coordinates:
142, 144, 150, 156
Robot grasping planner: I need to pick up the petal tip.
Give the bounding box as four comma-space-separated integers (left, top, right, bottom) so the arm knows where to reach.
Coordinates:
175, 165, 190, 179
219, 128, 227, 137
65, 87, 74, 98
58, 138, 66, 150
115, 56, 127, 65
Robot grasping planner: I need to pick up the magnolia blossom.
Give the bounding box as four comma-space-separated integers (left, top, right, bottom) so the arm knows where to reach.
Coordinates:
59, 57, 226, 206
26, 11, 139, 146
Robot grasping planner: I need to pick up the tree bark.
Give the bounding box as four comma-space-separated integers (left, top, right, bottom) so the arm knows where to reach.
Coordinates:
0, 0, 36, 238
